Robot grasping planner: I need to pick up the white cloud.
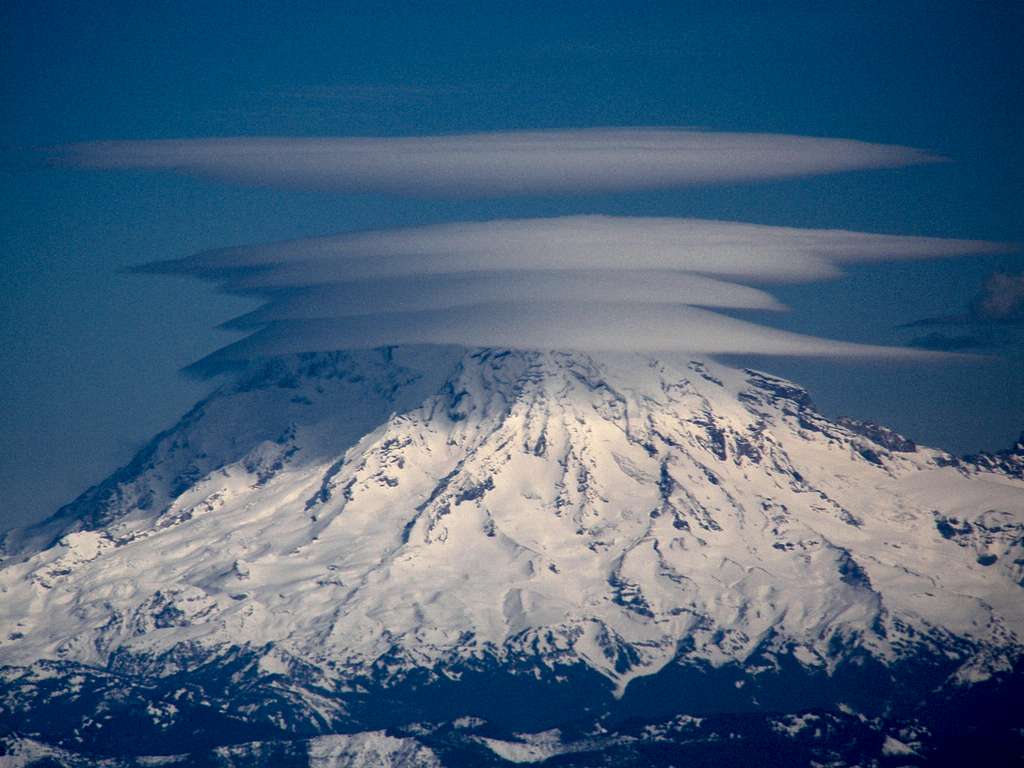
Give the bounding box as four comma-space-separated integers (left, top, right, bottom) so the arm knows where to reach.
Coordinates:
139, 215, 1005, 366
223, 270, 786, 328
191, 302, 947, 374
55, 128, 942, 196
56, 128, 1005, 366
151, 215, 1005, 289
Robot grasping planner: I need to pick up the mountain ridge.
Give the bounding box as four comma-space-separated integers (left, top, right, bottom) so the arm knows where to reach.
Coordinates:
1, 347, 1022, 765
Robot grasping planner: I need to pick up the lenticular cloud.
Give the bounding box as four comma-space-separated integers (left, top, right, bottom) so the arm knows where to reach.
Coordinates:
220, 270, 786, 329
191, 302, 948, 375
130, 215, 1005, 370
54, 128, 942, 196
62, 128, 1005, 365
146, 216, 1003, 289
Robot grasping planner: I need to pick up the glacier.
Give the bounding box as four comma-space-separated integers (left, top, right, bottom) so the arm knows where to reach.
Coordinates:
1, 347, 1021, 766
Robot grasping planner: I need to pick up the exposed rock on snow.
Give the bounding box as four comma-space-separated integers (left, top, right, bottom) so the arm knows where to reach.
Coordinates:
0, 347, 1021, 765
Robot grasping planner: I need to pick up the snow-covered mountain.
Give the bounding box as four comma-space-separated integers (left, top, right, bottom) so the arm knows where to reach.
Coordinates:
1, 348, 1022, 766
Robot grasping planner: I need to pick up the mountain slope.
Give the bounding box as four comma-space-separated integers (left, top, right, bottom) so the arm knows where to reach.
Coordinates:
1, 348, 1022, 765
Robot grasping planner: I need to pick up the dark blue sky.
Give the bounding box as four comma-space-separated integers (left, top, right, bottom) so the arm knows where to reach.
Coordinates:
2, 1, 1022, 527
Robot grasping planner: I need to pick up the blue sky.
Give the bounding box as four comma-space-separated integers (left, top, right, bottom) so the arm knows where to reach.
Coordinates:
2, 1, 1022, 527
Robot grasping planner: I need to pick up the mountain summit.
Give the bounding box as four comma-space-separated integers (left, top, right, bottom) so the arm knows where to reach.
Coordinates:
2, 348, 1022, 766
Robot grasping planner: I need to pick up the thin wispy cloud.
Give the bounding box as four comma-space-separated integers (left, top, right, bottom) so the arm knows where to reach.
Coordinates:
53, 128, 943, 197
899, 271, 1024, 352
973, 272, 1024, 321
281, 83, 470, 102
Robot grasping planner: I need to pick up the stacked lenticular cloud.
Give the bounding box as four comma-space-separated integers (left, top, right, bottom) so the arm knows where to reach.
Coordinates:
138, 216, 1004, 369
58, 129, 1010, 367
